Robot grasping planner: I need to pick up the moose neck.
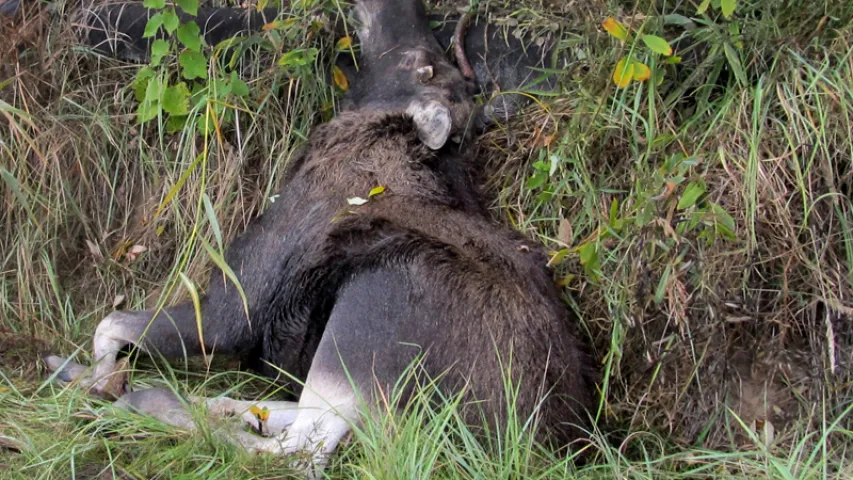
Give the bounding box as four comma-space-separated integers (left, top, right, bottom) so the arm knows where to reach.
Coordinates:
356, 0, 441, 63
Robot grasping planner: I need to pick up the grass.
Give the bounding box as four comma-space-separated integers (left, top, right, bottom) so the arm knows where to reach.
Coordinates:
3, 0, 853, 478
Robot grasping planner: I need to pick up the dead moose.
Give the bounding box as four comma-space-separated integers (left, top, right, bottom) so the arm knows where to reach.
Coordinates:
46, 0, 596, 473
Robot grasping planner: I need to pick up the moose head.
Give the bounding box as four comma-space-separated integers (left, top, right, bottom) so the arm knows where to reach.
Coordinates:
343, 0, 476, 150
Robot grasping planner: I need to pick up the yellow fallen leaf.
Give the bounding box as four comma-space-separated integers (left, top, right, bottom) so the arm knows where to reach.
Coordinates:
262, 20, 284, 31
612, 57, 634, 88
547, 248, 571, 267
368, 185, 386, 197
602, 17, 629, 41
249, 405, 270, 422
336, 36, 352, 50
632, 61, 651, 81
332, 65, 349, 91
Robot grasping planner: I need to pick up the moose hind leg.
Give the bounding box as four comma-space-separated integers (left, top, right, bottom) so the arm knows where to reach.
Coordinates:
272, 358, 361, 475
194, 396, 300, 436
270, 267, 424, 475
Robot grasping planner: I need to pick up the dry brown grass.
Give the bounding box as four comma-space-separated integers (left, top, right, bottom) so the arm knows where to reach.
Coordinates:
478, 4, 853, 459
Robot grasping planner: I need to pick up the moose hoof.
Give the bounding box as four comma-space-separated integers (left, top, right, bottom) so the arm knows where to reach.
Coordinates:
43, 354, 129, 400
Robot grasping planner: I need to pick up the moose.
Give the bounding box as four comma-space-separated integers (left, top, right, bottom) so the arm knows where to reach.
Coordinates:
45, 0, 595, 474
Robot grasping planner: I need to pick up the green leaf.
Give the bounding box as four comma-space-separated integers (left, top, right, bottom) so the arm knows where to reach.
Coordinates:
150, 39, 169, 66
165, 115, 188, 134
133, 67, 156, 102
143, 13, 163, 38
190, 82, 207, 108
137, 101, 161, 124
231, 76, 249, 97
162, 82, 191, 116
531, 160, 550, 172
209, 78, 231, 98
178, 273, 207, 360
721, 0, 736, 18
677, 181, 706, 210
723, 42, 747, 86
142, 0, 165, 8
196, 113, 215, 135
143, 75, 165, 104
179, 50, 208, 80
202, 193, 223, 248
578, 242, 600, 278
536, 187, 554, 204
177, 21, 203, 51
697, 0, 711, 14
176, 0, 199, 16
161, 9, 179, 34
609, 198, 619, 225
526, 172, 546, 190
654, 264, 672, 304
641, 35, 673, 56
663, 14, 695, 28
277, 48, 318, 68
708, 204, 737, 240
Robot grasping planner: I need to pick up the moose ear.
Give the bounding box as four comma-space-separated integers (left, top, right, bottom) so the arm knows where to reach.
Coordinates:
406, 100, 452, 150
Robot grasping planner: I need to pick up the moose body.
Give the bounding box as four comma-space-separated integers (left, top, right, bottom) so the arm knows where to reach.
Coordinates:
46, 0, 594, 473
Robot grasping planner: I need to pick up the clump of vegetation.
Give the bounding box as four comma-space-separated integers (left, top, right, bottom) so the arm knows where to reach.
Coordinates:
2, 0, 853, 478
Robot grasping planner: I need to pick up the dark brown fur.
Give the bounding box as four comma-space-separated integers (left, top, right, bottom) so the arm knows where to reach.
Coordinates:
170, 110, 596, 446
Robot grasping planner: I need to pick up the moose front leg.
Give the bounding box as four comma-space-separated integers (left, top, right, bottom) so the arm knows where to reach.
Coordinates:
85, 310, 155, 395
55, 300, 250, 397
44, 310, 166, 397
45, 356, 300, 438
